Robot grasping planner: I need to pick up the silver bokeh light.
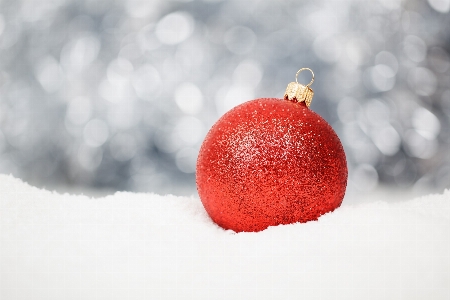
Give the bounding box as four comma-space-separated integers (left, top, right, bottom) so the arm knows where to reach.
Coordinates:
0, 0, 448, 197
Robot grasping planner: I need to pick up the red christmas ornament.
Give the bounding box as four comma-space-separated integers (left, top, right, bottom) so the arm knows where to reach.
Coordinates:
196, 68, 347, 232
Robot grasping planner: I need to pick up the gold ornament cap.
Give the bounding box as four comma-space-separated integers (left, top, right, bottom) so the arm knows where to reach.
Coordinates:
284, 68, 314, 107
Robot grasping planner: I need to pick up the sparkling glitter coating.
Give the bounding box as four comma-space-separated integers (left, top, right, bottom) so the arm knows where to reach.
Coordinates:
196, 98, 348, 232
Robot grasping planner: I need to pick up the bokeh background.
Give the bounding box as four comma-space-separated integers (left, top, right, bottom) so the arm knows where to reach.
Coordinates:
0, 0, 449, 200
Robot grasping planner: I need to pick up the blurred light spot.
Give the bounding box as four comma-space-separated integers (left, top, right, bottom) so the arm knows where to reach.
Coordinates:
0, 15, 5, 36
216, 84, 254, 115
83, 119, 109, 147
119, 42, 142, 60
125, 0, 159, 18
412, 107, 441, 140
352, 164, 378, 191
353, 142, 380, 165
137, 24, 162, 51
413, 173, 434, 194
377, 0, 402, 10
78, 144, 103, 171
70, 15, 95, 32
337, 97, 361, 124
0, 107, 4, 126
224, 26, 256, 55
407, 67, 437, 96
175, 82, 203, 114
132, 64, 161, 100
313, 35, 342, 63
60, 34, 100, 73
404, 129, 438, 159
343, 122, 368, 147
0, 130, 5, 153
5, 115, 28, 140
232, 60, 263, 88
84, 0, 109, 14
175, 116, 204, 146
345, 38, 371, 66
306, 9, 341, 36
110, 133, 137, 162
0, 71, 9, 89
99, 79, 134, 104
205, 16, 231, 44
175, 39, 204, 69
0, 20, 20, 49
66, 96, 92, 125
333, 69, 361, 90
21, 1, 59, 22
35, 56, 64, 93
107, 58, 134, 83
372, 125, 401, 156
344, 122, 380, 165
365, 99, 390, 126
429, 47, 450, 73
441, 90, 450, 117
155, 12, 194, 45
375, 51, 398, 74
366, 64, 396, 92
175, 147, 197, 173
162, 57, 184, 82
401, 11, 424, 33
403, 35, 427, 62
107, 103, 140, 130
427, 0, 450, 13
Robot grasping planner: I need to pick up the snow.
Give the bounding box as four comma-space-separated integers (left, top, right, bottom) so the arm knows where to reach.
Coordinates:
0, 174, 449, 300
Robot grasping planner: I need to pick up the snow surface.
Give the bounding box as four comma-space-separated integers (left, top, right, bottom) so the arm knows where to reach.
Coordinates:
0, 174, 449, 300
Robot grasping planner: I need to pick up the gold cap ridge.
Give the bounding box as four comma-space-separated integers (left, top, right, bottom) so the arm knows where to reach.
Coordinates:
284, 68, 314, 107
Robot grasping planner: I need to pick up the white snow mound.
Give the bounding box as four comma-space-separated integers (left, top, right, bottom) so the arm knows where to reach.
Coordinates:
0, 174, 449, 300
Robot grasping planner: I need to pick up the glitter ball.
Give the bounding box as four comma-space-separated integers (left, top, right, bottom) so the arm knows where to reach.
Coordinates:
196, 98, 348, 232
